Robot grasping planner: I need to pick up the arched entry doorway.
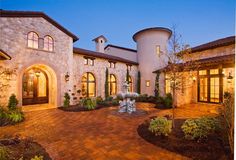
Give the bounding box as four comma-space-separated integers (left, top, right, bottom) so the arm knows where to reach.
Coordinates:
21, 64, 58, 107
22, 68, 49, 105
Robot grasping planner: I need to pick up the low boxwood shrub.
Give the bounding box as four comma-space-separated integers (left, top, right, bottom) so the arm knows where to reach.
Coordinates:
30, 155, 44, 160
96, 96, 103, 104
148, 117, 172, 136
181, 116, 220, 140
63, 92, 70, 107
7, 94, 18, 110
82, 98, 96, 110
163, 93, 172, 108
111, 99, 119, 106
106, 96, 113, 101
0, 146, 8, 160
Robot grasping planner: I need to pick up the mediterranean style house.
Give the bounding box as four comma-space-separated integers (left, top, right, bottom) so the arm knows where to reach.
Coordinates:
0, 10, 235, 107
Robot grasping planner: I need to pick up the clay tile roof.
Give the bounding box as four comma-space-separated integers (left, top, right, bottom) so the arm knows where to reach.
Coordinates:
0, 9, 79, 42
73, 47, 138, 65
104, 44, 137, 52
191, 36, 235, 53
92, 35, 107, 42
153, 54, 235, 73
133, 27, 172, 42
0, 49, 11, 60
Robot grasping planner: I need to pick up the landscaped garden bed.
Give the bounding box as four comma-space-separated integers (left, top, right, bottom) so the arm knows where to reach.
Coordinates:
59, 94, 119, 112
137, 118, 230, 160
0, 94, 24, 127
0, 136, 51, 160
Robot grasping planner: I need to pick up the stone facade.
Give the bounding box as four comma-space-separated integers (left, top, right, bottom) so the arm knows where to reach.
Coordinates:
0, 17, 74, 107
0, 10, 234, 108
72, 53, 138, 102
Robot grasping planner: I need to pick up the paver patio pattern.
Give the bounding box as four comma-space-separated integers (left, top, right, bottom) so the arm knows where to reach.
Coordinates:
0, 103, 219, 160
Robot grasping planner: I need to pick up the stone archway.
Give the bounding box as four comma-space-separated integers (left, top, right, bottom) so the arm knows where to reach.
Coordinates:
18, 63, 59, 107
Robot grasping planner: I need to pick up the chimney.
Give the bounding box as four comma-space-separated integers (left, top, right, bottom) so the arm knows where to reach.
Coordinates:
92, 35, 107, 53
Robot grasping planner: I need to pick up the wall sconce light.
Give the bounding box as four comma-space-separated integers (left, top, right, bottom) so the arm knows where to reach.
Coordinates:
35, 70, 40, 77
65, 72, 70, 82
227, 71, 233, 83
5, 72, 11, 80
192, 76, 196, 82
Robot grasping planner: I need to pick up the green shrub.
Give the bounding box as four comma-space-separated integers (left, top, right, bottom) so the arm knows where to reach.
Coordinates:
7, 109, 24, 123
31, 155, 44, 160
164, 93, 172, 108
148, 117, 172, 136
98, 100, 110, 106
96, 96, 103, 104
63, 92, 70, 107
7, 94, 18, 110
136, 94, 148, 102
106, 96, 113, 101
0, 106, 7, 119
0, 146, 8, 160
181, 117, 219, 140
82, 98, 96, 110
111, 99, 119, 106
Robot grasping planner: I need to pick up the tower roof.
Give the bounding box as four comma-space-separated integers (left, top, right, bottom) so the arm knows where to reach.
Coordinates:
133, 27, 172, 42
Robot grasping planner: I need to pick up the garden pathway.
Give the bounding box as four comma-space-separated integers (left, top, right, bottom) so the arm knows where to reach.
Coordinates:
0, 103, 219, 160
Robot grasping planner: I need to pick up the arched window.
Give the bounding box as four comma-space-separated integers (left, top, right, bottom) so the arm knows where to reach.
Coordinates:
27, 31, 39, 49
44, 35, 54, 51
128, 76, 133, 92
108, 74, 117, 95
81, 72, 96, 97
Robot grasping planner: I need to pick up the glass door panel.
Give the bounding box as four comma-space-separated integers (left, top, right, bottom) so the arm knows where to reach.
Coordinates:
199, 77, 208, 101
210, 77, 220, 103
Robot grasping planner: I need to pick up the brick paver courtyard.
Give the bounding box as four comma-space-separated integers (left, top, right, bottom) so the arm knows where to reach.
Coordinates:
0, 103, 219, 160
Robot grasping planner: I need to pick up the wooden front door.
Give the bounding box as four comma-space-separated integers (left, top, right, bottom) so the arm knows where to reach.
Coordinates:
22, 68, 49, 105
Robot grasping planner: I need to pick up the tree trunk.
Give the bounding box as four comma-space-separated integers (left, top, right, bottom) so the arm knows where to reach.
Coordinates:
172, 88, 175, 128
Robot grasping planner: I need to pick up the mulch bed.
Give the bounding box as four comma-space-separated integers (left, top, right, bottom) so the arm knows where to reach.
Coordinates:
0, 137, 52, 160
58, 105, 114, 112
137, 118, 230, 160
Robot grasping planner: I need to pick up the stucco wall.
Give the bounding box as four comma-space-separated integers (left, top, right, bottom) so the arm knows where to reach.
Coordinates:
0, 17, 73, 107
135, 30, 170, 96
105, 46, 138, 62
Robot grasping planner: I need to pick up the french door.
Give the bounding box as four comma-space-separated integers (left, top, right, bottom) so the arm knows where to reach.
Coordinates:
198, 69, 222, 103
22, 68, 49, 105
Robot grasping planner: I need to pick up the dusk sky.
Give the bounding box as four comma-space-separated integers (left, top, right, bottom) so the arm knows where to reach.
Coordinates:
1, 0, 235, 50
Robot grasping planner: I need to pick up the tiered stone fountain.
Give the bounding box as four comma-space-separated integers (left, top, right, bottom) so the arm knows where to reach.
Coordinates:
117, 82, 139, 114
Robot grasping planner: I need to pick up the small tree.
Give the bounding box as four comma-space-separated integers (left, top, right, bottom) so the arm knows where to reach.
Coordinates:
7, 94, 18, 110
63, 92, 70, 107
105, 68, 109, 100
137, 71, 141, 94
163, 25, 198, 128
154, 71, 160, 98
126, 68, 130, 83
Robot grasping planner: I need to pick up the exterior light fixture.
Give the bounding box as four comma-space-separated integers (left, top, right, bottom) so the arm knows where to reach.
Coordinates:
192, 76, 196, 82
227, 71, 233, 83
35, 70, 40, 77
4, 69, 12, 80
65, 72, 70, 82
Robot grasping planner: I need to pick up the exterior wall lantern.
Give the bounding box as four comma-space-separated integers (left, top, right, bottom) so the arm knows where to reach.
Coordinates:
65, 72, 70, 82
35, 70, 40, 77
227, 71, 233, 83
192, 76, 196, 82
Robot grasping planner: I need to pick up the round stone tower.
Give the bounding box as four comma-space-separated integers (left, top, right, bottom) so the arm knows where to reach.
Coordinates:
133, 27, 172, 95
